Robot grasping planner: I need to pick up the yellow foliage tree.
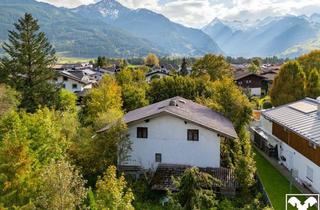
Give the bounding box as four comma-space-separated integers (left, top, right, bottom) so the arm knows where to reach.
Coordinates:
95, 165, 134, 210
144, 53, 160, 67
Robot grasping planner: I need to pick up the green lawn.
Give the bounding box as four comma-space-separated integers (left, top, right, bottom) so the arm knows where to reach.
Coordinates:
254, 149, 301, 210
57, 56, 93, 64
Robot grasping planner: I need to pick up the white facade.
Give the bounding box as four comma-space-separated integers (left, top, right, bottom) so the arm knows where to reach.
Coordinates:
250, 87, 262, 96
259, 115, 320, 193
123, 114, 221, 170
56, 76, 92, 93
280, 142, 320, 193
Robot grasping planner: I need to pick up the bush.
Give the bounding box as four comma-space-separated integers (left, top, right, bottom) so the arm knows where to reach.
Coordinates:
262, 101, 273, 109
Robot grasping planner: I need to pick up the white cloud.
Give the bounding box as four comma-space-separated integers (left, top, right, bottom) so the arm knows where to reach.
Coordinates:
37, 0, 320, 27
37, 0, 96, 8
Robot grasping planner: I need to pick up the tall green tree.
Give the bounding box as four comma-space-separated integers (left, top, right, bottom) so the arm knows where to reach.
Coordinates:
0, 13, 58, 112
192, 54, 232, 81
197, 77, 252, 131
96, 56, 108, 68
298, 50, 320, 77
149, 76, 207, 103
116, 68, 149, 111
80, 75, 123, 128
270, 61, 306, 106
71, 75, 130, 181
305, 68, 320, 99
180, 58, 189, 76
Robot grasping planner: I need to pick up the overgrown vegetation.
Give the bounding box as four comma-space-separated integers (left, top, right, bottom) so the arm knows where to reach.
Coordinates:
270, 50, 320, 106
2, 12, 317, 209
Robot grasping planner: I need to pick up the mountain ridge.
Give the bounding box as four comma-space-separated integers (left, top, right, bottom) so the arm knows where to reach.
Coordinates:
0, 0, 222, 58
203, 15, 320, 58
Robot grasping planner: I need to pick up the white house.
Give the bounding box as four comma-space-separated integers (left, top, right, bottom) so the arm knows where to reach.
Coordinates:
146, 67, 170, 82
251, 98, 320, 193
55, 70, 96, 94
110, 96, 237, 171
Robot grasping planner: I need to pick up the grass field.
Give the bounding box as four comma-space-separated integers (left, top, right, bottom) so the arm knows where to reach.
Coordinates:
57, 56, 93, 64
254, 149, 302, 210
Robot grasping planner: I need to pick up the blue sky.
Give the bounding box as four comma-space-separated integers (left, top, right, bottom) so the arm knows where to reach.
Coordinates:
37, 0, 320, 27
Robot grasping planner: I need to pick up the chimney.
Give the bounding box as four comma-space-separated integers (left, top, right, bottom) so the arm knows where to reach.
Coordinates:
169, 99, 177, 107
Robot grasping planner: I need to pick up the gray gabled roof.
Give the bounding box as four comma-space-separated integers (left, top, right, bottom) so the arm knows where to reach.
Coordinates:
262, 98, 320, 144
123, 96, 238, 139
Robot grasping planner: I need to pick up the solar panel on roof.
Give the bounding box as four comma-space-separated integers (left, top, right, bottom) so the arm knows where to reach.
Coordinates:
288, 101, 317, 114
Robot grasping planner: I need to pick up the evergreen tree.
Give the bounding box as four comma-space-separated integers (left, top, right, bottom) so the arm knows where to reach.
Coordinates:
180, 58, 189, 76
0, 13, 58, 112
169, 167, 220, 210
270, 61, 306, 106
96, 56, 108, 68
305, 68, 320, 99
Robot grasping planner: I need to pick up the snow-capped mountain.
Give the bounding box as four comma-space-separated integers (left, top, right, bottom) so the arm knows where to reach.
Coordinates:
203, 14, 320, 57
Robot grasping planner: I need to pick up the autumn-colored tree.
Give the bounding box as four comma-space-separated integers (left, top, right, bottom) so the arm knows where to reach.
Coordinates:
192, 54, 232, 81
305, 68, 320, 99
0, 112, 34, 208
80, 75, 123, 128
144, 53, 160, 67
270, 61, 306, 106
169, 167, 220, 210
70, 75, 130, 181
95, 165, 134, 210
298, 50, 320, 77
0, 84, 20, 116
248, 62, 260, 73
197, 77, 252, 131
0, 13, 58, 112
56, 89, 78, 113
35, 159, 87, 210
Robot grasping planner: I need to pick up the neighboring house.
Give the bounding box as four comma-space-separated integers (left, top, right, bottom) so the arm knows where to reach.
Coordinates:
234, 72, 267, 97
146, 67, 170, 82
251, 98, 320, 193
56, 70, 96, 94
52, 63, 93, 71
260, 70, 280, 92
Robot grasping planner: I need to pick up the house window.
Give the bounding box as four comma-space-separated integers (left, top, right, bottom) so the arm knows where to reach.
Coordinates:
187, 129, 199, 141
155, 153, 162, 162
72, 84, 78, 89
137, 127, 148, 138
307, 166, 313, 182
63, 76, 68, 81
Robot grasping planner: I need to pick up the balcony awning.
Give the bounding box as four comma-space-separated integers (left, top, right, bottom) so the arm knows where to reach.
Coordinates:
251, 126, 279, 147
